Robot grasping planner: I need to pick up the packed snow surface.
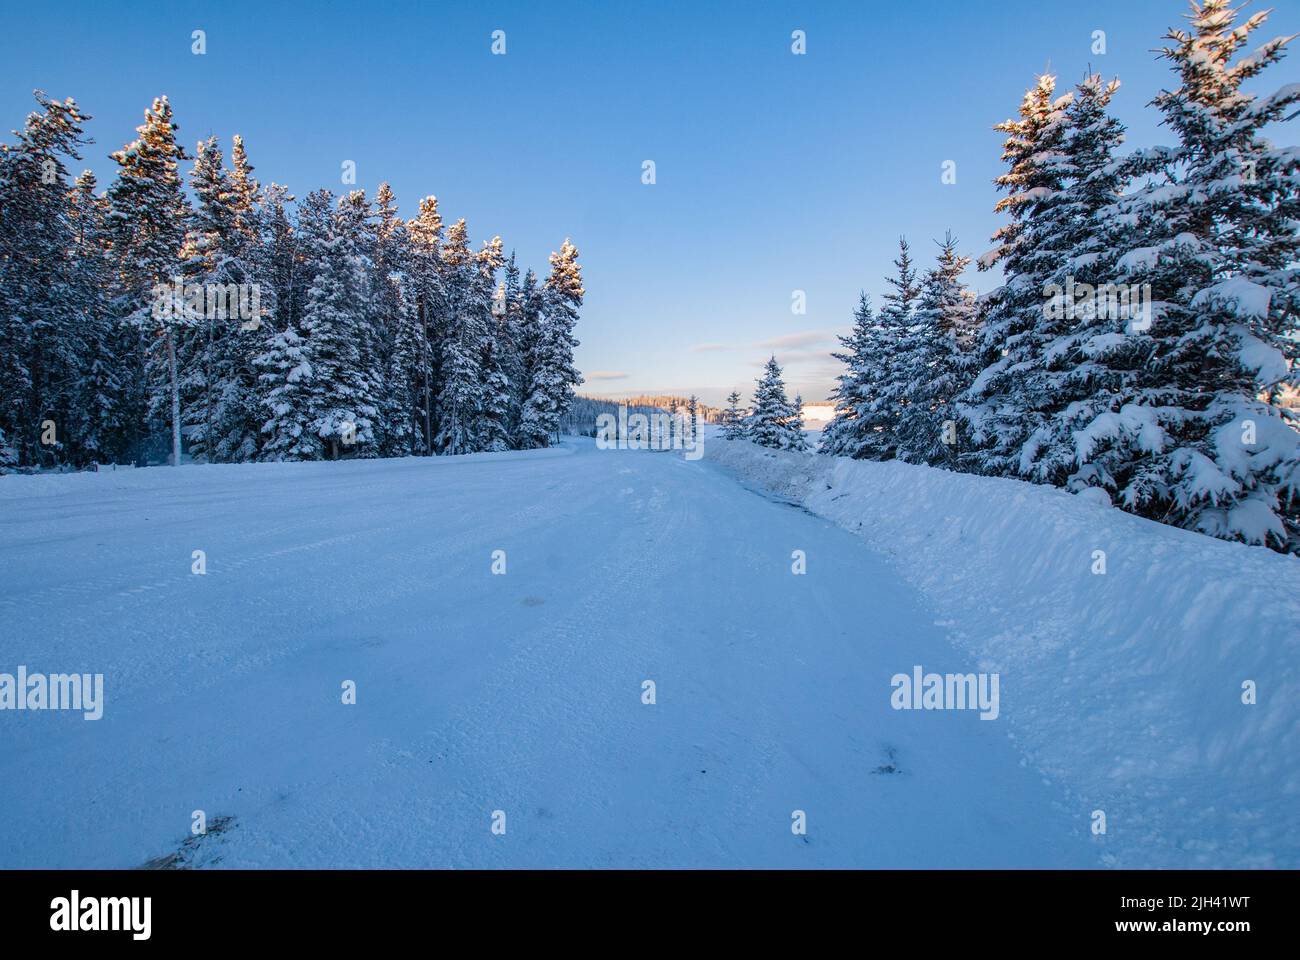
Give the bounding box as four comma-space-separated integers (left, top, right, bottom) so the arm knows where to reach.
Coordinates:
710, 438, 1300, 868
0, 439, 1294, 867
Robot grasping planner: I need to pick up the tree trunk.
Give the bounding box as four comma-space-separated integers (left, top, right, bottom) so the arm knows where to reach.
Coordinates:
423, 375, 431, 456
166, 330, 180, 467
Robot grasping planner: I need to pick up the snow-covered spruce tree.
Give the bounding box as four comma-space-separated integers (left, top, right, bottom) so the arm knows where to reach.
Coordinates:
520, 239, 584, 448
721, 390, 747, 440
106, 96, 191, 466
475, 235, 512, 452
259, 184, 298, 335
406, 195, 445, 452
372, 182, 421, 456
255, 188, 330, 460
435, 219, 486, 455
386, 282, 426, 456
259, 189, 380, 460
306, 190, 381, 458
685, 394, 700, 446
513, 267, 546, 448
42, 116, 105, 470
174, 137, 223, 463
1051, 1, 1300, 551
177, 136, 269, 463
820, 293, 875, 457
957, 73, 1074, 477
227, 136, 259, 245
1013, 73, 1133, 486
223, 140, 275, 462
791, 394, 807, 446
334, 190, 384, 457
68, 169, 126, 466
373, 186, 430, 457
895, 233, 977, 468
0, 93, 91, 470
542, 238, 585, 443
852, 238, 922, 460
745, 356, 807, 451
254, 317, 313, 460
498, 251, 527, 444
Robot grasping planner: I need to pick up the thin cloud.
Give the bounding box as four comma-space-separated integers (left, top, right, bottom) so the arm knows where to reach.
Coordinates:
749, 348, 838, 368
585, 371, 630, 381
752, 329, 839, 350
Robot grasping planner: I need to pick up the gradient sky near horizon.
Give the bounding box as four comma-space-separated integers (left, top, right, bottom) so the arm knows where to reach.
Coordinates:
4, 0, 1298, 405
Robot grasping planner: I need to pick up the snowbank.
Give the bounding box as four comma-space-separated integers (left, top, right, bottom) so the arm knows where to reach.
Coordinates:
706, 439, 1300, 867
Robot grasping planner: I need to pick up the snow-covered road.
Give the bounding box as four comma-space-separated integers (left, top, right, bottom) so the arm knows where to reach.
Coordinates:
0, 441, 1093, 867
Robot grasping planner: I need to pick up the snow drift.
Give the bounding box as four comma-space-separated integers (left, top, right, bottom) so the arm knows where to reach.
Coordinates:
706, 438, 1300, 867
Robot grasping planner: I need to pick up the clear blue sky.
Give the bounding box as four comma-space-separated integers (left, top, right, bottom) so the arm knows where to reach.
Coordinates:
4, 0, 1298, 405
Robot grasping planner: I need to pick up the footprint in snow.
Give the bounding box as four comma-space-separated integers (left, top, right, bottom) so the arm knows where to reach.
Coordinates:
871, 745, 903, 775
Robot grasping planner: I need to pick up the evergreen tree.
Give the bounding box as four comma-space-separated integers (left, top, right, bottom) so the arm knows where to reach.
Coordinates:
256, 188, 330, 460
790, 393, 808, 449
372, 182, 418, 455
222, 135, 273, 461
520, 239, 584, 448
386, 282, 426, 456
851, 238, 922, 460
311, 191, 381, 457
1052, 2, 1300, 550
475, 235, 512, 452
896, 233, 976, 467
175, 136, 225, 462
259, 184, 299, 335
745, 357, 806, 450
258, 189, 379, 459
67, 169, 123, 465
685, 394, 699, 446
177, 135, 267, 463
958, 74, 1073, 476
254, 318, 314, 460
407, 195, 444, 452
821, 293, 876, 457
1013, 74, 1133, 485
0, 93, 91, 469
227, 135, 259, 247
334, 190, 383, 456
106, 96, 190, 466
435, 219, 486, 454
514, 267, 547, 447
498, 252, 526, 444
721, 390, 746, 440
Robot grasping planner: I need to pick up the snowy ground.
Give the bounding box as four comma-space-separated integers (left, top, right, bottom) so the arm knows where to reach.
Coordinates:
0, 439, 1292, 867
710, 437, 1300, 868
